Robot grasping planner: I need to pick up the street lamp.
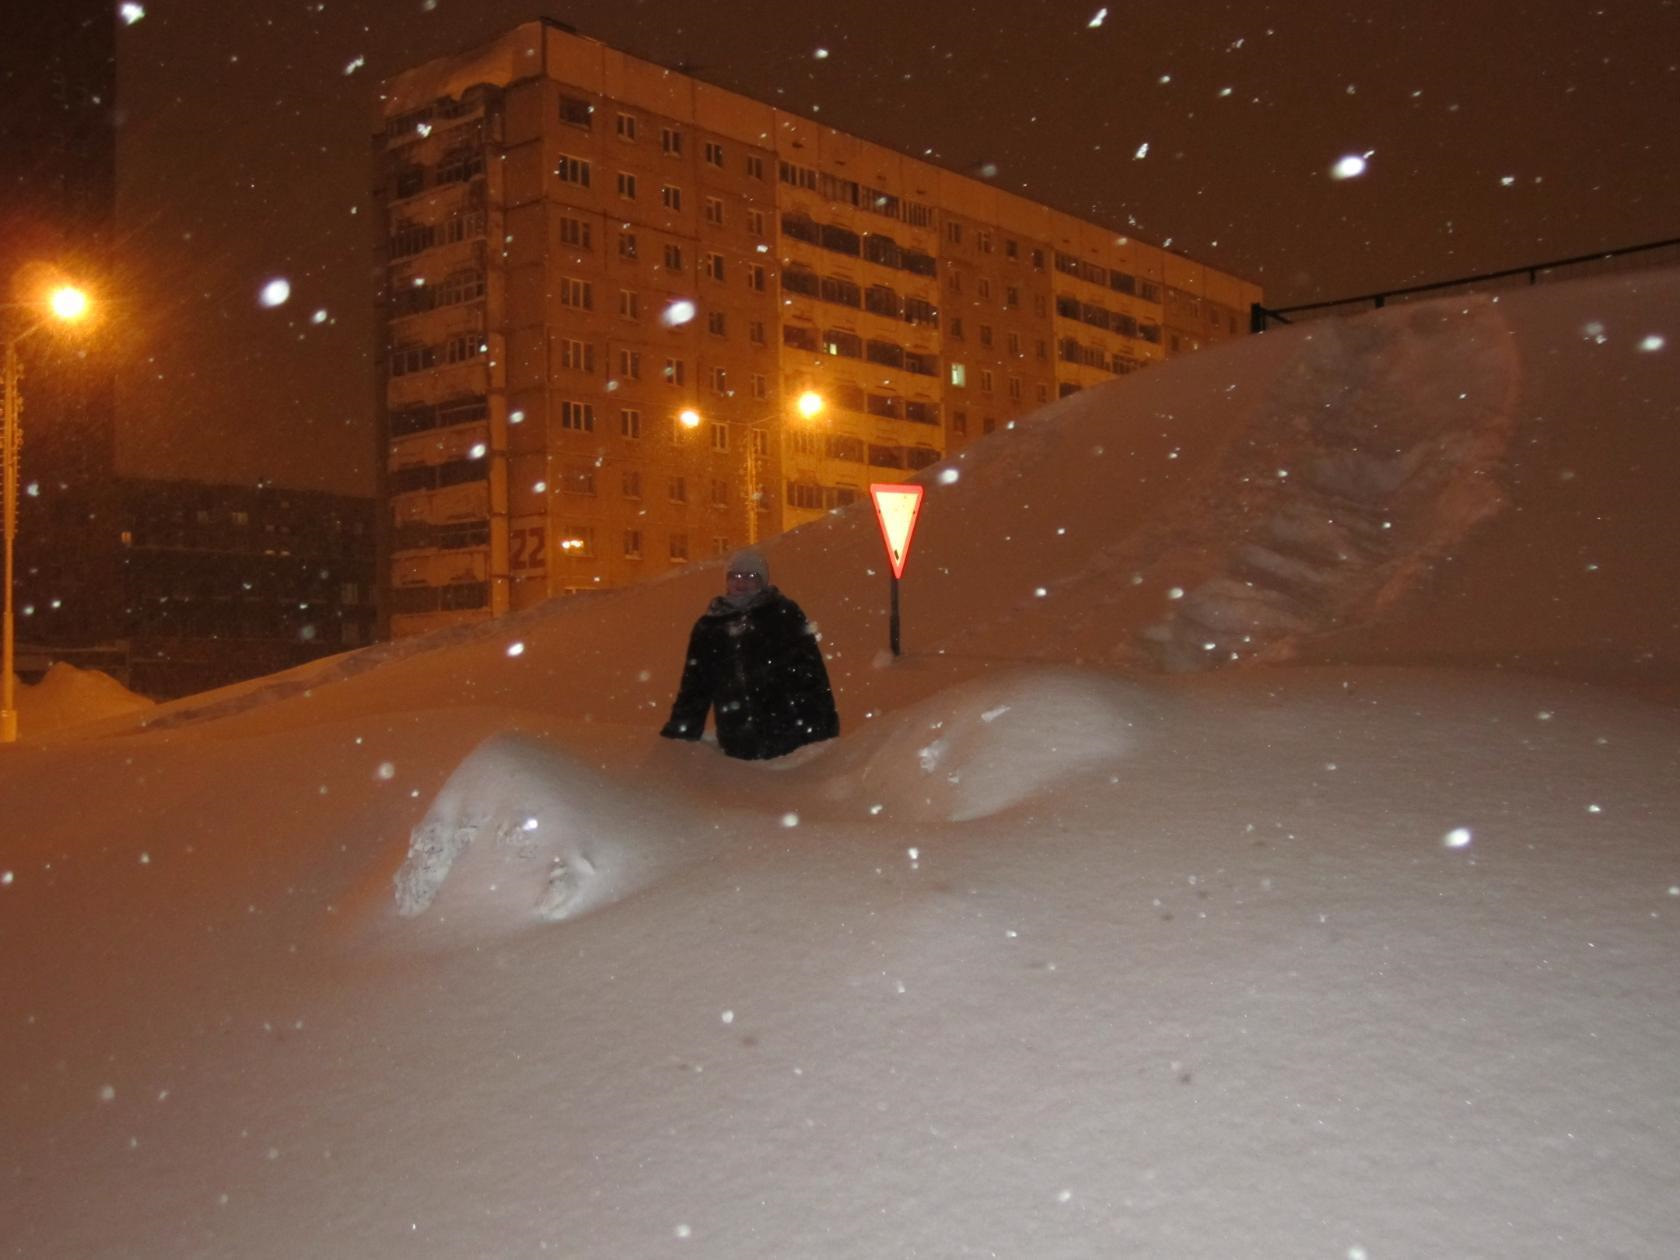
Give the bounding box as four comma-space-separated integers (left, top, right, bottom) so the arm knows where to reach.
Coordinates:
2, 279, 93, 743
745, 390, 824, 545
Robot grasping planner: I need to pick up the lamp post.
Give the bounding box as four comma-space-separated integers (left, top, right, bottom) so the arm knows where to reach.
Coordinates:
745, 390, 824, 545
2, 281, 91, 744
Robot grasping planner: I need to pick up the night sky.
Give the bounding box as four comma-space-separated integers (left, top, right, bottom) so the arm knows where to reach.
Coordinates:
111, 0, 1678, 497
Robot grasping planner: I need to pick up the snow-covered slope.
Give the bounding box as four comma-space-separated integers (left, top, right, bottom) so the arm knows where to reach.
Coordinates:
3, 270, 1677, 1259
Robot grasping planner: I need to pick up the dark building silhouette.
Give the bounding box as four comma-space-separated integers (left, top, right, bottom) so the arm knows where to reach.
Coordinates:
116, 480, 377, 698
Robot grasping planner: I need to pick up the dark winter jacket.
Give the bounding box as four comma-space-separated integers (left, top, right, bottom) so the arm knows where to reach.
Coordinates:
659, 587, 839, 760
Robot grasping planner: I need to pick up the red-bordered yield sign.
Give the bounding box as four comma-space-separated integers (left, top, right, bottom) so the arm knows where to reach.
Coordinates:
870, 483, 924, 579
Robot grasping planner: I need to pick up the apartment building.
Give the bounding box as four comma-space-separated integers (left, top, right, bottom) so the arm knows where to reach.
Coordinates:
375, 19, 1260, 637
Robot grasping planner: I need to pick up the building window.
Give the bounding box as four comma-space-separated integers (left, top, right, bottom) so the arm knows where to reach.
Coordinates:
444, 333, 486, 364
980, 368, 994, 392
660, 126, 683, 156
560, 277, 593, 309
707, 310, 727, 336
619, 289, 640, 319
745, 154, 766, 180
560, 216, 592, 249
951, 409, 967, 436
617, 171, 637, 200
620, 408, 642, 439
1031, 248, 1045, 270
976, 230, 993, 253
704, 141, 725, 167
710, 477, 730, 506
618, 232, 639, 260
661, 184, 682, 211
616, 112, 637, 141
977, 278, 992, 301
704, 195, 725, 226
663, 357, 685, 385
710, 366, 727, 394
746, 208, 765, 237
1005, 238, 1019, 260
563, 463, 597, 496
669, 532, 689, 562
388, 344, 435, 377
663, 243, 684, 271
559, 525, 595, 557
1007, 331, 1022, 356
705, 251, 726, 281
1007, 375, 1021, 400
748, 319, 766, 345
668, 476, 688, 503
946, 221, 963, 245
778, 160, 818, 190
979, 324, 993, 347
745, 263, 766, 292
750, 372, 767, 399
560, 96, 592, 127
949, 362, 967, 388
560, 400, 595, 431
560, 338, 594, 371
623, 529, 643, 557
556, 154, 590, 186
787, 482, 823, 510
617, 348, 641, 379
435, 270, 485, 307
1004, 286, 1019, 309
711, 423, 729, 452
622, 469, 642, 498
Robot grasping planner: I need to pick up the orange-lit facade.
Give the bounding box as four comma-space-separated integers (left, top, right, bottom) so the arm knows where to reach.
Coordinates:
375, 20, 1261, 637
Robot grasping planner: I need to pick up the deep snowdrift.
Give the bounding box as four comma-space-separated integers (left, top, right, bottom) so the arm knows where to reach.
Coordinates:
3, 270, 1677, 1259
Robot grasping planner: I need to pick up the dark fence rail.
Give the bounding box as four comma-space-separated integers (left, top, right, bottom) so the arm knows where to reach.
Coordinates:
1250, 237, 1680, 332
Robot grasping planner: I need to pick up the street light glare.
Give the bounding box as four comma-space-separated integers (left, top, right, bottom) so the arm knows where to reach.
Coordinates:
49, 286, 90, 322
678, 407, 702, 429
796, 391, 825, 419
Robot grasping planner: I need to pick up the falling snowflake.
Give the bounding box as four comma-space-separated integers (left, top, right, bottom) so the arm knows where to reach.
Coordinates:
1088, 7, 1108, 27
258, 278, 291, 308
119, 3, 145, 25
1330, 152, 1373, 180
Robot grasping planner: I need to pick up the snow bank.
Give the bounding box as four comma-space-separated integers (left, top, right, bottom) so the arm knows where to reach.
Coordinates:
809, 666, 1163, 822
389, 731, 708, 941
13, 662, 154, 735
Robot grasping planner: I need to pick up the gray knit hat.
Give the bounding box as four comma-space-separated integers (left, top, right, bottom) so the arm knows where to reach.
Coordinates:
726, 546, 769, 585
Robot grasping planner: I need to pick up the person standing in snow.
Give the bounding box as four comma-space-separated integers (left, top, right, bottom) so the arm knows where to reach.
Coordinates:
659, 547, 839, 760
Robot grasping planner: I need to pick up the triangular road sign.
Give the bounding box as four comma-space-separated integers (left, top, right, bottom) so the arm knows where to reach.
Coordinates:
870, 482, 924, 580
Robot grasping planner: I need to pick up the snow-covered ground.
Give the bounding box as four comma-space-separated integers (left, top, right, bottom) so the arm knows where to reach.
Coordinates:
4, 270, 1677, 1258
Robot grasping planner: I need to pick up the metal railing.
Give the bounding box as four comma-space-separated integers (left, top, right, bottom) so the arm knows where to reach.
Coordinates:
1251, 237, 1680, 332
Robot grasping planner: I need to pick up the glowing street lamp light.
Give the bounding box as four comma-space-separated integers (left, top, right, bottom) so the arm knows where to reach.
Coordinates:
3, 278, 93, 743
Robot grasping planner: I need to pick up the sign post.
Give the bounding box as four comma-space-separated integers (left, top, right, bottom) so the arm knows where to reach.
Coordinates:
869, 483, 924, 657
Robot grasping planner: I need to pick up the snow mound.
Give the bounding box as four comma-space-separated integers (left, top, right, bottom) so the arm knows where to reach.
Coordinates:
818, 666, 1161, 822
1142, 297, 1521, 669
14, 662, 154, 735
391, 732, 698, 939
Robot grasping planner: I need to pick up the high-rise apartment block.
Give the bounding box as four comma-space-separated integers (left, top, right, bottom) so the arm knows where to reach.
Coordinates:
375, 19, 1261, 637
